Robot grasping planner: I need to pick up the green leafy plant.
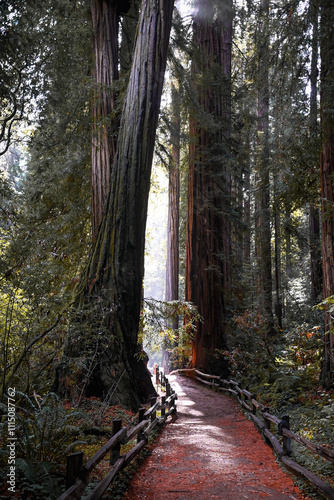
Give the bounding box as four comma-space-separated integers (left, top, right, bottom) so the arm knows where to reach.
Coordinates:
222, 310, 279, 383
0, 392, 89, 462
0, 391, 92, 498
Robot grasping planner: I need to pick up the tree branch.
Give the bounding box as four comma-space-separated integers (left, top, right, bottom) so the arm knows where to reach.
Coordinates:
4, 318, 60, 389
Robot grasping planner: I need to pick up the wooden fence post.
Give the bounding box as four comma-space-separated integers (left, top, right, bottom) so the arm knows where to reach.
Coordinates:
263, 408, 270, 429
150, 397, 157, 422
138, 407, 145, 423
263, 407, 271, 445
161, 396, 166, 418
251, 394, 257, 415
137, 408, 146, 443
279, 415, 292, 456
156, 367, 160, 386
173, 392, 177, 414
166, 381, 170, 397
110, 420, 122, 465
66, 451, 83, 489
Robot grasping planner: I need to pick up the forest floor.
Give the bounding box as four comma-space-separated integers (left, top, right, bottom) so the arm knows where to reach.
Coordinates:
122, 374, 310, 500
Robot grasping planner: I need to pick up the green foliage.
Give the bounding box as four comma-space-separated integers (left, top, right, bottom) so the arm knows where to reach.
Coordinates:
315, 294, 334, 315
0, 391, 91, 498
0, 392, 88, 462
0, 0, 92, 399
223, 310, 278, 381
222, 311, 323, 408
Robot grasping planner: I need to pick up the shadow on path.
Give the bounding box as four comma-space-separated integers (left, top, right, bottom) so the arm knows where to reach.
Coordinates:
123, 375, 306, 499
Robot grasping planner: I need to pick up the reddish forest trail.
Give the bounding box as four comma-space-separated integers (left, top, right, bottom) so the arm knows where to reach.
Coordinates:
123, 374, 307, 500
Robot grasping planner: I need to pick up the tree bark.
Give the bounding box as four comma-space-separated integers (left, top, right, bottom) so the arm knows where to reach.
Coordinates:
165, 85, 180, 310
255, 0, 273, 331
185, 0, 232, 373
164, 84, 180, 373
58, 0, 175, 407
320, 0, 334, 388
91, 0, 120, 239
274, 188, 282, 329
243, 168, 251, 264
120, 0, 140, 74
310, 204, 322, 304
309, 0, 322, 305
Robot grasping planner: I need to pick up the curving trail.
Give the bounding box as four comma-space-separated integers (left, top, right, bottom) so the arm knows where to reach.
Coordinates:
123, 374, 307, 500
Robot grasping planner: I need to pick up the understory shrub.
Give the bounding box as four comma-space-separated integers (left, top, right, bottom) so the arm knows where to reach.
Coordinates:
0, 392, 89, 498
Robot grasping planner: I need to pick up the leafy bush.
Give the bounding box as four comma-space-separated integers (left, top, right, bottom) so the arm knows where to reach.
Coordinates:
222, 310, 279, 385
222, 312, 323, 408
0, 391, 90, 498
0, 392, 88, 462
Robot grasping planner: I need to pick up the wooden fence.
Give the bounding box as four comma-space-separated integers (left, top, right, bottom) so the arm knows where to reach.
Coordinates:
57, 374, 177, 500
171, 368, 334, 500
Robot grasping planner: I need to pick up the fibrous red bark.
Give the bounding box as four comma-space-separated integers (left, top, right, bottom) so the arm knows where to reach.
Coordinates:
185, 0, 232, 372
91, 0, 120, 239
320, 0, 334, 388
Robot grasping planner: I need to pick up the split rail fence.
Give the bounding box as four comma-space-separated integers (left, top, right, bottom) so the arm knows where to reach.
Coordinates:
57, 374, 177, 500
172, 368, 334, 500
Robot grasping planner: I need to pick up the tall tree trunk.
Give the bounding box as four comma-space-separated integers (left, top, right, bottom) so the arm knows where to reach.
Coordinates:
185, 0, 232, 374
255, 0, 273, 331
163, 83, 180, 373
274, 187, 282, 329
243, 169, 251, 264
320, 0, 334, 388
310, 204, 322, 303
91, 0, 120, 239
285, 207, 292, 280
309, 0, 322, 304
165, 85, 180, 311
58, 0, 175, 408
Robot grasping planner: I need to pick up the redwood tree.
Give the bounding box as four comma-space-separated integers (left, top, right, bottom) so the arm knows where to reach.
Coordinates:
185, 0, 233, 373
309, 0, 322, 305
165, 84, 180, 316
91, 0, 120, 238
59, 0, 175, 407
255, 0, 273, 331
163, 83, 180, 373
320, 0, 334, 388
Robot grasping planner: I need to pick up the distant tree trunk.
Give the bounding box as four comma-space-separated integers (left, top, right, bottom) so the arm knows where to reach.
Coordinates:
165, 85, 180, 312
285, 207, 292, 279
310, 205, 322, 303
164, 84, 180, 373
58, 0, 175, 407
273, 188, 282, 329
91, 0, 120, 239
255, 0, 273, 331
320, 0, 334, 388
243, 168, 251, 264
186, 0, 232, 373
309, 0, 322, 304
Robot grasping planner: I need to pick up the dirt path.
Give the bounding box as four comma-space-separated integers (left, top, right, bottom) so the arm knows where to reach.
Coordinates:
123, 374, 307, 499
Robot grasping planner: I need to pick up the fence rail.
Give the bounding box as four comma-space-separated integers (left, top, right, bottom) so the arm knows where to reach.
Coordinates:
171, 368, 334, 500
57, 375, 177, 500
